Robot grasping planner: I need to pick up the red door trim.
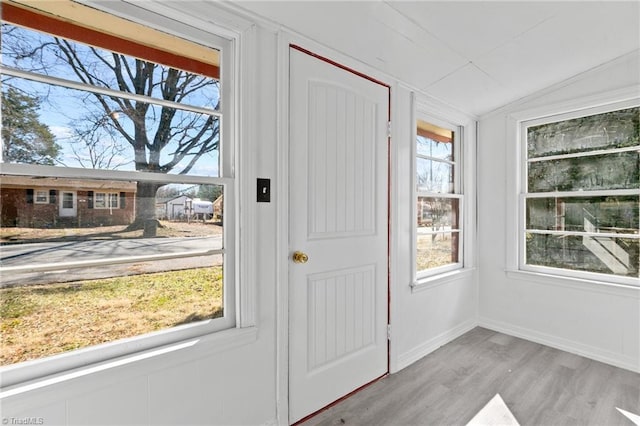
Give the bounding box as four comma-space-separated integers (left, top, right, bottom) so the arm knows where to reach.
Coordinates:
291, 373, 388, 425
290, 44, 390, 89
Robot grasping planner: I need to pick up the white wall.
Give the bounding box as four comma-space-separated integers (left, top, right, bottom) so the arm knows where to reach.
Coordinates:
477, 50, 640, 373
390, 86, 478, 373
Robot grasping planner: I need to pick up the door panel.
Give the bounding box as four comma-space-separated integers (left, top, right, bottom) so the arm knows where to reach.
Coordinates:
289, 47, 389, 423
307, 265, 376, 371
306, 81, 377, 239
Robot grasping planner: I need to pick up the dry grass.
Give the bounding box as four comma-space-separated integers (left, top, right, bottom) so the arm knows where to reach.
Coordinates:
416, 233, 458, 270
0, 220, 222, 243
0, 266, 222, 366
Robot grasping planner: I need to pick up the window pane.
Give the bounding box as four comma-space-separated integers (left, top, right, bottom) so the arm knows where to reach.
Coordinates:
1, 11, 232, 370
527, 151, 639, 192
415, 117, 462, 276
94, 193, 106, 208
0, 179, 224, 365
109, 193, 118, 208
62, 192, 74, 209
417, 158, 454, 193
1, 23, 220, 110
526, 196, 639, 233
417, 232, 460, 271
527, 107, 639, 158
416, 119, 454, 161
0, 266, 223, 365
416, 197, 460, 272
1, 78, 221, 177
35, 191, 47, 203
417, 136, 453, 161
417, 197, 460, 230
526, 233, 639, 277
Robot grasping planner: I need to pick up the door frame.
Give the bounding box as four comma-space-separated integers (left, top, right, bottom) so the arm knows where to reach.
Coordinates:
275, 32, 393, 425
59, 190, 77, 217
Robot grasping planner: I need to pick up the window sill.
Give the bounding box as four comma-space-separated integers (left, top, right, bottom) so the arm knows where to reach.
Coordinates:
0, 326, 258, 397
411, 267, 476, 293
505, 269, 640, 298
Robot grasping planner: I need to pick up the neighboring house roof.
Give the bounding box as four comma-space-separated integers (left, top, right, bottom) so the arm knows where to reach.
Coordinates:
0, 175, 137, 191
165, 195, 192, 205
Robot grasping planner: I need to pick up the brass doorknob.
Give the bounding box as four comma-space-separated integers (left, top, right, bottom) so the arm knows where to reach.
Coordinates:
292, 251, 309, 264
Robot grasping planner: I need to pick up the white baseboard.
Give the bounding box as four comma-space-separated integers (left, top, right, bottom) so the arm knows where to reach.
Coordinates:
396, 318, 477, 372
478, 317, 640, 373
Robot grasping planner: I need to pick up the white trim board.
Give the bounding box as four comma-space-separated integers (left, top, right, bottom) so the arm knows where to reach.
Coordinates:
479, 317, 640, 374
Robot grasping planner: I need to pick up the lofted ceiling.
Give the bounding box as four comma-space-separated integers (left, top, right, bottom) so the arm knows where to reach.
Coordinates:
235, 1, 640, 117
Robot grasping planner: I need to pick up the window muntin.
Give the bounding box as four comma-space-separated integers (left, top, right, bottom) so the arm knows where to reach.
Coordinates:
0, 12, 234, 368
415, 118, 463, 279
522, 105, 640, 280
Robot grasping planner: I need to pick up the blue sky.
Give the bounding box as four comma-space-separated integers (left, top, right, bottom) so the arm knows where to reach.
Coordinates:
2, 23, 221, 177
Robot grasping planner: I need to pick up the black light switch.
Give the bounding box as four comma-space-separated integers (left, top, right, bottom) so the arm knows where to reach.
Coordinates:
257, 178, 271, 202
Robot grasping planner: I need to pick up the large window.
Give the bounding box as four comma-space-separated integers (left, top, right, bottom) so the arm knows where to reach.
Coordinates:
0, 3, 235, 372
521, 105, 639, 283
414, 117, 463, 279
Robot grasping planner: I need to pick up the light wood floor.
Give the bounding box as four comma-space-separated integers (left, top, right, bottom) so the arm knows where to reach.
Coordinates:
301, 327, 640, 426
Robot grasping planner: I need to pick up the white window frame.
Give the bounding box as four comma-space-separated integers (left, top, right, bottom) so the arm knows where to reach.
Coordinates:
108, 192, 119, 209
93, 191, 119, 209
34, 189, 49, 204
411, 94, 475, 287
0, 1, 260, 389
94, 192, 106, 209
507, 89, 639, 287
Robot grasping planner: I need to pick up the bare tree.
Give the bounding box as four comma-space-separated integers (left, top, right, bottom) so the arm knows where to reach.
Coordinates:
2, 23, 221, 233
66, 111, 132, 170
53, 38, 220, 231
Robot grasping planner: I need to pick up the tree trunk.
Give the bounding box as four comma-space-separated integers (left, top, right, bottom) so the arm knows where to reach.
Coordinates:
127, 181, 162, 235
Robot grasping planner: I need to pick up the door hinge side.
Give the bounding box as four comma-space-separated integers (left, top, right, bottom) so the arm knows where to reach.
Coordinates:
387, 324, 391, 340
387, 121, 392, 138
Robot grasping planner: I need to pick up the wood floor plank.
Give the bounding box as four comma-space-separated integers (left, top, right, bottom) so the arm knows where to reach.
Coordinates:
300, 327, 640, 426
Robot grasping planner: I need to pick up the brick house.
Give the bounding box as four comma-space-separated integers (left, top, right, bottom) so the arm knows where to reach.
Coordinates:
0, 175, 136, 228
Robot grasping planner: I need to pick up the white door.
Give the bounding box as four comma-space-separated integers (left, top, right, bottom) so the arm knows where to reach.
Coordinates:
59, 191, 77, 217
289, 47, 390, 423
